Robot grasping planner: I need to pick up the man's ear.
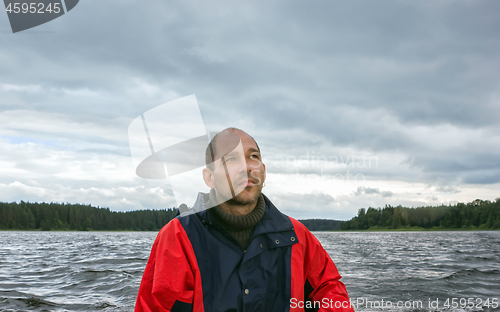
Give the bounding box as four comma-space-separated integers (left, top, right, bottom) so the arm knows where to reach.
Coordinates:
262, 163, 266, 184
203, 167, 215, 189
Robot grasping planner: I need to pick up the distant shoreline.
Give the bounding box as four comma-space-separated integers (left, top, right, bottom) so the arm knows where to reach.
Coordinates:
330, 228, 500, 232
2, 199, 499, 231
2, 228, 499, 232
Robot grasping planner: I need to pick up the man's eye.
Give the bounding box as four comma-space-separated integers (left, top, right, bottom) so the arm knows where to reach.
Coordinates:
250, 155, 260, 159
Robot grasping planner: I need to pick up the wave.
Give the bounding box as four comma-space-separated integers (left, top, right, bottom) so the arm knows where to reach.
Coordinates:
19, 296, 57, 308
442, 268, 500, 280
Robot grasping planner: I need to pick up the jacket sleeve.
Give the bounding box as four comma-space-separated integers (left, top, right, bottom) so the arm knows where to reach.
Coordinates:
290, 218, 355, 312
135, 218, 203, 312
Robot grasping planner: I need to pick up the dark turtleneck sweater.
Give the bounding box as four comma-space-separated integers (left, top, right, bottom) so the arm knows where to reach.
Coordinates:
207, 190, 265, 250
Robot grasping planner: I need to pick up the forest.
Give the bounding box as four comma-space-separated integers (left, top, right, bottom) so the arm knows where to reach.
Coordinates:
1, 198, 499, 231
341, 198, 500, 230
0, 201, 177, 231
299, 219, 341, 231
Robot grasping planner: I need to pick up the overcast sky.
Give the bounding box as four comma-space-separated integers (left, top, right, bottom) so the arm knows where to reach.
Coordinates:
1, 0, 499, 220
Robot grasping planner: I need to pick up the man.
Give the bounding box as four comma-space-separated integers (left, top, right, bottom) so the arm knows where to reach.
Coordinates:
135, 128, 354, 312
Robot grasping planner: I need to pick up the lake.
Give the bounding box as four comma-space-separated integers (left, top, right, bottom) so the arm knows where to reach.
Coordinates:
1, 231, 499, 311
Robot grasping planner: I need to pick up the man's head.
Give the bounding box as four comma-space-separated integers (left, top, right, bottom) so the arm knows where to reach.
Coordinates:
203, 128, 266, 207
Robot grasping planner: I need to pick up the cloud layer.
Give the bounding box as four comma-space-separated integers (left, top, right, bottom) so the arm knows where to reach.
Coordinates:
1, 0, 499, 219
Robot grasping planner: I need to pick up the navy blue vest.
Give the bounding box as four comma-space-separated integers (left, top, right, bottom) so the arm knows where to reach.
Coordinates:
177, 195, 298, 312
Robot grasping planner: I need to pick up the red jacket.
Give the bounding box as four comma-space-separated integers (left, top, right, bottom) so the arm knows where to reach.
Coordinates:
135, 195, 354, 312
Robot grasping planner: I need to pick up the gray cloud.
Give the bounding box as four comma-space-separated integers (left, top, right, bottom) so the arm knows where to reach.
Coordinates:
354, 187, 381, 196
353, 186, 393, 198
381, 191, 393, 198
435, 185, 461, 194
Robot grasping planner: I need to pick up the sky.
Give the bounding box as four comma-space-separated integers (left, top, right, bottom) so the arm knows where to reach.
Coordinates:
1, 0, 499, 220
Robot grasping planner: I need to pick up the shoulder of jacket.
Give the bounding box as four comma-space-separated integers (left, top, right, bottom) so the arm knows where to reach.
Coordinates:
287, 216, 308, 232
155, 217, 186, 239
287, 216, 316, 240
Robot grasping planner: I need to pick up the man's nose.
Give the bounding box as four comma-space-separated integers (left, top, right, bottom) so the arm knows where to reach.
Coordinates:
246, 161, 261, 177
236, 158, 248, 174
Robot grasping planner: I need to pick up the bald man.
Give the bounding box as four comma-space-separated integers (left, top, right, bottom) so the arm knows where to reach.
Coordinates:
135, 128, 354, 312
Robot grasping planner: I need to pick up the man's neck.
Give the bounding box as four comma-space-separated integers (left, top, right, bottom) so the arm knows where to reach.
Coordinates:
218, 198, 258, 216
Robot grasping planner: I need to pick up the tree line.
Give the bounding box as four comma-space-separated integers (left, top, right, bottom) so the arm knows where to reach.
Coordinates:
2, 198, 499, 231
341, 198, 500, 230
299, 219, 342, 231
0, 201, 177, 231
0, 201, 343, 231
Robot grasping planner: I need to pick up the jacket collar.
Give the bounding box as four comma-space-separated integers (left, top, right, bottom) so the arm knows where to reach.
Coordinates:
252, 194, 294, 235
193, 193, 293, 235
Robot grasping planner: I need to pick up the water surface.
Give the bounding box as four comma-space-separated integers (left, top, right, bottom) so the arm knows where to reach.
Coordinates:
1, 231, 499, 311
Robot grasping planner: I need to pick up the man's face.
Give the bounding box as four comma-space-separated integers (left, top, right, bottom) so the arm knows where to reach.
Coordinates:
208, 131, 265, 206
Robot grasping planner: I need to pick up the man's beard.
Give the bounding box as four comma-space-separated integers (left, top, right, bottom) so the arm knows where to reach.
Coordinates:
225, 185, 262, 206
214, 173, 263, 206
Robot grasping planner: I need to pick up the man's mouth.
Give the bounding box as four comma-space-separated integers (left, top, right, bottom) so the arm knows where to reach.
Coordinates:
238, 178, 258, 187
